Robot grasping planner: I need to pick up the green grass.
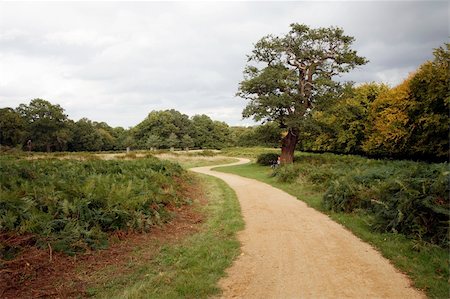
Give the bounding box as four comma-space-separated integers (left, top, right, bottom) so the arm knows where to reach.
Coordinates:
214, 162, 449, 299
89, 174, 244, 299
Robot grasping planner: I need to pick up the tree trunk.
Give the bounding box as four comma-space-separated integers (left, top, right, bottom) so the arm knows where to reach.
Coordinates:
280, 128, 299, 164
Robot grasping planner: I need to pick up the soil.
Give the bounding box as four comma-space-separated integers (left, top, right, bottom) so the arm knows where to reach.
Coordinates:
192, 159, 425, 299
0, 186, 206, 299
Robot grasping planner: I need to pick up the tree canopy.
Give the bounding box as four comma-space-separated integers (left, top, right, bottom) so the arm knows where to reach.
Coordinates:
238, 23, 367, 163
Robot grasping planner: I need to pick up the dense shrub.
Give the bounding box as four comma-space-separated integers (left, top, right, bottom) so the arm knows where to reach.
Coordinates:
271, 152, 449, 247
371, 166, 449, 247
0, 156, 190, 255
256, 153, 279, 166
271, 164, 301, 183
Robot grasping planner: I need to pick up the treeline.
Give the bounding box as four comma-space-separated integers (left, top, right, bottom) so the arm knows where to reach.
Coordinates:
1, 99, 131, 152
298, 45, 449, 162
0, 99, 279, 152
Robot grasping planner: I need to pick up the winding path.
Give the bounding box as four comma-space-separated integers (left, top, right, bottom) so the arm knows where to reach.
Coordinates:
191, 158, 424, 299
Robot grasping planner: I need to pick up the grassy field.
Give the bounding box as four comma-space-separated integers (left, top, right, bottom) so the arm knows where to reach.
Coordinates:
0, 151, 244, 298
88, 174, 243, 298
214, 153, 449, 299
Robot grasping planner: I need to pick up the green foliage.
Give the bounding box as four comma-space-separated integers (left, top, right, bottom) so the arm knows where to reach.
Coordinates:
271, 164, 301, 182
407, 44, 450, 160
191, 114, 232, 149
132, 111, 232, 150
256, 153, 279, 166
69, 118, 104, 151
0, 156, 189, 255
89, 175, 243, 299
269, 153, 449, 247
300, 44, 449, 162
216, 156, 449, 298
180, 134, 194, 149
132, 110, 190, 149
0, 108, 27, 147
305, 83, 389, 154
231, 122, 282, 147
166, 132, 179, 148
238, 23, 367, 162
16, 99, 72, 152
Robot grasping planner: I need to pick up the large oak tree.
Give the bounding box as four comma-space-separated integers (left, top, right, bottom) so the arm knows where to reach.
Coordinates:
238, 23, 367, 163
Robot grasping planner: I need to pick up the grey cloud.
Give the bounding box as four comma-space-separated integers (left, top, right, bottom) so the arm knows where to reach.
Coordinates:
0, 1, 448, 128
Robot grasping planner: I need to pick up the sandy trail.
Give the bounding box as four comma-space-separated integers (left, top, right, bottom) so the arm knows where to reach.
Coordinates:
191, 158, 424, 299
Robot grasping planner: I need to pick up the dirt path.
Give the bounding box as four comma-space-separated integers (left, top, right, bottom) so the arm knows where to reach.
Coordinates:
191, 159, 424, 299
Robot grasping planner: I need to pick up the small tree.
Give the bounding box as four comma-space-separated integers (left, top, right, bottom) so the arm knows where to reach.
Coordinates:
146, 134, 161, 150
180, 134, 194, 151
238, 23, 367, 163
166, 133, 179, 150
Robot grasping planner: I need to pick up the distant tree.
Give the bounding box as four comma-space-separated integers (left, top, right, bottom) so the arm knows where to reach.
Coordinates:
166, 132, 179, 149
363, 77, 414, 157
133, 110, 191, 149
191, 115, 232, 149
16, 99, 71, 152
238, 23, 367, 163
93, 122, 117, 151
363, 44, 449, 160
309, 83, 388, 153
180, 134, 194, 150
146, 134, 161, 150
0, 108, 27, 147
407, 44, 449, 160
191, 114, 214, 148
68, 118, 103, 151
231, 126, 258, 147
253, 122, 282, 147
112, 127, 133, 150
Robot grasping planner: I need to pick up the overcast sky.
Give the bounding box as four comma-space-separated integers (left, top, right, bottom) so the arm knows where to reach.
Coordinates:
0, 1, 448, 128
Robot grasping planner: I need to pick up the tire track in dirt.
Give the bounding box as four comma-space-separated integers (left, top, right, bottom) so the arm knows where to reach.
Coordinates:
191, 158, 424, 299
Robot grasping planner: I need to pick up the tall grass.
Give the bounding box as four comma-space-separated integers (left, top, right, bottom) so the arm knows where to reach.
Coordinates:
0, 156, 191, 256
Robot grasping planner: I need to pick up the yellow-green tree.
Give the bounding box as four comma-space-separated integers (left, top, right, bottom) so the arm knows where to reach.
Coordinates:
363, 79, 413, 156
407, 44, 449, 160
311, 83, 388, 153
364, 44, 449, 160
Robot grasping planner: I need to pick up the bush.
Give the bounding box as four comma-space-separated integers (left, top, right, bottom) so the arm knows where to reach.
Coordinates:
0, 156, 190, 255
256, 153, 279, 166
269, 152, 449, 247
270, 164, 301, 183
371, 166, 449, 247
320, 158, 449, 247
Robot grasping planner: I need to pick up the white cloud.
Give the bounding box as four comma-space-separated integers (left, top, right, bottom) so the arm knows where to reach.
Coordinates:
0, 1, 447, 127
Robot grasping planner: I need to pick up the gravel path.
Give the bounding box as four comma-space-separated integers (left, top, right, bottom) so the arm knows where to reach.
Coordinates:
191, 158, 424, 299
